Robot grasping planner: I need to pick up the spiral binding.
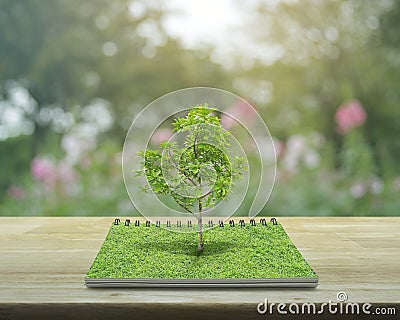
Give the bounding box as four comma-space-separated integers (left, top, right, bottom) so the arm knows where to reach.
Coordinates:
115, 218, 279, 228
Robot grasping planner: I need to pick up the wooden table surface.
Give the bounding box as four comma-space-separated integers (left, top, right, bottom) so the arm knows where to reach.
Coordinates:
0, 217, 399, 319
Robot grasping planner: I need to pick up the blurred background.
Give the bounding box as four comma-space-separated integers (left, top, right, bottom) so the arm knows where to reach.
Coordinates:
1, 0, 399, 216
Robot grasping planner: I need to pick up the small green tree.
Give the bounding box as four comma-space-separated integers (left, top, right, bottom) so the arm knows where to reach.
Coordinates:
136, 104, 247, 253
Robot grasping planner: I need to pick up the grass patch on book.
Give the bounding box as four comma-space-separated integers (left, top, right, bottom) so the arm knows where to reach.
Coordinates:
86, 220, 317, 286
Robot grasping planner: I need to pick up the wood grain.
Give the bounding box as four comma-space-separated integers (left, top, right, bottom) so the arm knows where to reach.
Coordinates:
0, 217, 399, 319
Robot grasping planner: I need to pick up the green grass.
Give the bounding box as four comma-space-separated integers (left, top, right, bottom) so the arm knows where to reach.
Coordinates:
86, 222, 317, 279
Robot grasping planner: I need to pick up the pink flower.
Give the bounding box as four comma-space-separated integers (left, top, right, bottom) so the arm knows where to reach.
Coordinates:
151, 128, 172, 145
7, 185, 25, 199
31, 157, 78, 193
335, 100, 367, 135
57, 162, 78, 194
281, 135, 307, 171
31, 157, 57, 188
221, 100, 257, 129
57, 162, 77, 185
350, 182, 366, 198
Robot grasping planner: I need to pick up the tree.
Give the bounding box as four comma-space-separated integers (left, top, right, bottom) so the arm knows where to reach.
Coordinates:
136, 105, 247, 252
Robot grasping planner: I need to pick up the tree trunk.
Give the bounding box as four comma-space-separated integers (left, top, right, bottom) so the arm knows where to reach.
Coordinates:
197, 201, 203, 253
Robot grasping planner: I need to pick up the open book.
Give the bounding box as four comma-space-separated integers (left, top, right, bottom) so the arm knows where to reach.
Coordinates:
85, 218, 318, 288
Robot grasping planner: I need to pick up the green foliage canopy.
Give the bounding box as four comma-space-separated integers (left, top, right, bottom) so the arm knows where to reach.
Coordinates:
136, 105, 247, 214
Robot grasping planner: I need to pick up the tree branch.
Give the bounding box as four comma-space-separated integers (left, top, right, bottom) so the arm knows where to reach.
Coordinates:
199, 188, 213, 199
193, 128, 202, 185
167, 148, 198, 186
175, 200, 193, 214
193, 129, 199, 159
